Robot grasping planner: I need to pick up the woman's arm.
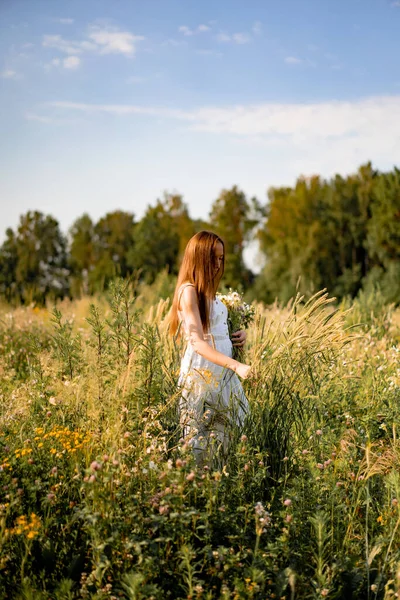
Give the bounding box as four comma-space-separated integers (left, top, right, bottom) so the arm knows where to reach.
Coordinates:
179, 286, 251, 379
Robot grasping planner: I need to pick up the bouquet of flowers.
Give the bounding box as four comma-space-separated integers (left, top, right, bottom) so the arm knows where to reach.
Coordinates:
217, 289, 255, 361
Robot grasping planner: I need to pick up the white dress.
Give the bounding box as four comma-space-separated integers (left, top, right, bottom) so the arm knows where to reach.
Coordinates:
178, 285, 249, 464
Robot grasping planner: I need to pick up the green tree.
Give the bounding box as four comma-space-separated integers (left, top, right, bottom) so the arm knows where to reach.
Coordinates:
128, 200, 180, 283
14, 211, 69, 304
90, 211, 135, 290
69, 213, 96, 297
209, 186, 259, 289
0, 228, 19, 303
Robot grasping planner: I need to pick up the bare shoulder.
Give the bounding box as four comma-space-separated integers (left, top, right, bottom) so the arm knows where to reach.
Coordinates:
178, 283, 197, 311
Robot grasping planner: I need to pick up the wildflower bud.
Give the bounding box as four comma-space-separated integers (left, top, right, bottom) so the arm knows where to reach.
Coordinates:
88, 474, 96, 483
392, 498, 398, 506
336, 481, 343, 487
283, 499, 292, 507
90, 460, 102, 472
159, 505, 169, 515
321, 590, 329, 597
28, 458, 34, 465
283, 456, 289, 462
123, 432, 130, 439
316, 429, 323, 436
17, 488, 23, 496
258, 461, 264, 466
244, 463, 250, 472
285, 514, 292, 523
46, 411, 52, 417
47, 493, 55, 501
317, 463, 324, 470
186, 471, 195, 482
240, 435, 248, 442
112, 459, 119, 467
176, 458, 183, 468
102, 454, 109, 462
83, 476, 89, 482
302, 449, 309, 455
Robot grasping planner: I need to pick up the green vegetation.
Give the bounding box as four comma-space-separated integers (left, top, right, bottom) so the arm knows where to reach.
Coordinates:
1, 284, 400, 599
2, 163, 400, 306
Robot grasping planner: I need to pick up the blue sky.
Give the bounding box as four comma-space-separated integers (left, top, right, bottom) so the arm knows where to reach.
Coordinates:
1, 0, 400, 249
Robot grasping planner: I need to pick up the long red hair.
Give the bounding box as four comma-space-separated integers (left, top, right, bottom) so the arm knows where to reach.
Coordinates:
169, 231, 225, 336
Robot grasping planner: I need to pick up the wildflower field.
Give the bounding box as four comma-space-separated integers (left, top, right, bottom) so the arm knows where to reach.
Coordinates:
1, 280, 400, 600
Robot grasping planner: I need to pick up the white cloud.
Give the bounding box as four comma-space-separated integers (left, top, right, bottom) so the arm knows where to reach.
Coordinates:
179, 24, 211, 36
42, 25, 144, 62
25, 112, 76, 125
57, 18, 74, 25
216, 32, 231, 42
162, 38, 186, 47
63, 55, 80, 69
1, 69, 19, 79
217, 31, 251, 44
252, 21, 262, 35
232, 33, 251, 44
45, 96, 400, 175
88, 26, 144, 56
52, 58, 61, 66
179, 25, 194, 36
285, 56, 303, 65
42, 34, 84, 55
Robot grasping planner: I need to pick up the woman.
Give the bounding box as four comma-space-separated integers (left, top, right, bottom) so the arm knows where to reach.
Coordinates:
169, 231, 252, 465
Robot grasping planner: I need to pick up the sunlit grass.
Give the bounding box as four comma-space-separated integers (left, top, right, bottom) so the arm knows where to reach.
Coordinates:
0, 285, 400, 599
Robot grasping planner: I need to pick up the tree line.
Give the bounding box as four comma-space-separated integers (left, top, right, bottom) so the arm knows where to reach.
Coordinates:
1, 162, 399, 305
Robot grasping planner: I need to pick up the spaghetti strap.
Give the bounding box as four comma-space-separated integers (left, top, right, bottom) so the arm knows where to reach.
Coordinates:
178, 283, 195, 310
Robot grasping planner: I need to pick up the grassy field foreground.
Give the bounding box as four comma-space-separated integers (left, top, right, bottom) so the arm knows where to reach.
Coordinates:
1, 282, 400, 600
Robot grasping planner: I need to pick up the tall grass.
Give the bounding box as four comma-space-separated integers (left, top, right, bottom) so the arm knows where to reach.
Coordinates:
0, 285, 399, 599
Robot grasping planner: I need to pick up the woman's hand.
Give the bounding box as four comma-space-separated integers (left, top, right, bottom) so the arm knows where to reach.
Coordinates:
235, 363, 252, 380
231, 329, 247, 347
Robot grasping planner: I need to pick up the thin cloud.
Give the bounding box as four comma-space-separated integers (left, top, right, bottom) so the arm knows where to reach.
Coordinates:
25, 112, 77, 125
63, 56, 80, 69
56, 18, 74, 25
44, 94, 398, 134
216, 32, 231, 42
1, 69, 19, 79
233, 33, 251, 44
162, 38, 187, 47
42, 25, 144, 62
252, 21, 262, 35
178, 24, 211, 36
391, 1, 400, 6
285, 56, 303, 65
179, 25, 193, 36
216, 31, 251, 44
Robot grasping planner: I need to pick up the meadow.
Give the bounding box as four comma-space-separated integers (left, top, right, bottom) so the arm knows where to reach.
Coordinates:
1, 278, 400, 600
